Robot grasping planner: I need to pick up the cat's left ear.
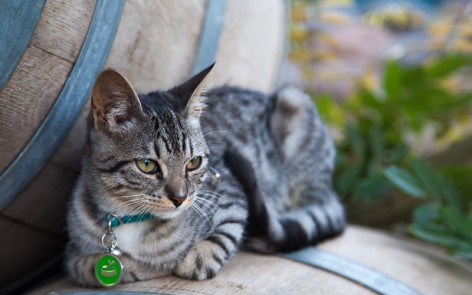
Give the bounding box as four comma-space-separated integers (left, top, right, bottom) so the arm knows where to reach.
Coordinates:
168, 63, 215, 120
91, 69, 144, 133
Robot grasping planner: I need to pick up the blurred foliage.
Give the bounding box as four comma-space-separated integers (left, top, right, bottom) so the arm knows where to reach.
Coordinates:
363, 4, 425, 32
315, 54, 472, 258
318, 54, 472, 195
385, 160, 472, 259
289, 0, 472, 259
290, 0, 472, 259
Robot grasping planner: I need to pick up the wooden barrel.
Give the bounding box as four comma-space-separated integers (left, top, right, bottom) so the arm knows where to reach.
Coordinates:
28, 226, 472, 295
0, 0, 286, 292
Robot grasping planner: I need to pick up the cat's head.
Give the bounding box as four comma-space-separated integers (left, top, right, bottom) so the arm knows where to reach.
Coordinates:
86, 64, 214, 219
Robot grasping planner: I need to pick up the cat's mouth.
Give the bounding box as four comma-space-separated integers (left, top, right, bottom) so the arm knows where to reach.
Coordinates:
133, 194, 195, 212
111, 192, 197, 220
146, 194, 196, 219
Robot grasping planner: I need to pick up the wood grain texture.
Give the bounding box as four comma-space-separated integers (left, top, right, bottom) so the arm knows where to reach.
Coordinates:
0, 0, 125, 214
0, 217, 64, 289
208, 0, 286, 91
0, 46, 71, 173
2, 155, 80, 235
0, 0, 45, 92
30, 0, 96, 62
28, 226, 472, 295
0, 0, 95, 173
106, 0, 285, 93
106, 0, 206, 93
0, 0, 286, 290
318, 226, 472, 295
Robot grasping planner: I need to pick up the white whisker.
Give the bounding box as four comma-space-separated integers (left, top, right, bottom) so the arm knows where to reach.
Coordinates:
191, 203, 211, 227
198, 191, 222, 199
203, 130, 234, 137
191, 203, 213, 231
195, 196, 219, 208
194, 198, 217, 215
204, 140, 226, 145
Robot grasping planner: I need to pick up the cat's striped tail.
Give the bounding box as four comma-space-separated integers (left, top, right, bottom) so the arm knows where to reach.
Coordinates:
225, 149, 345, 253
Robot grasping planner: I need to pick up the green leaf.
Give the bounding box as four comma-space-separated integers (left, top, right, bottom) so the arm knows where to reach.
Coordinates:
426, 54, 472, 78
314, 94, 334, 122
412, 203, 439, 225
410, 203, 472, 257
367, 159, 382, 178
409, 224, 471, 250
386, 143, 408, 164
401, 65, 425, 89
368, 125, 384, 162
442, 166, 472, 203
411, 159, 442, 201
384, 166, 425, 198
335, 164, 363, 197
346, 126, 366, 162
439, 176, 463, 212
353, 175, 392, 201
449, 249, 472, 260
383, 60, 402, 99
439, 207, 472, 240
358, 88, 384, 110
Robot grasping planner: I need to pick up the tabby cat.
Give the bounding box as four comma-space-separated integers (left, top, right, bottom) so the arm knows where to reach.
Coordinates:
65, 64, 345, 287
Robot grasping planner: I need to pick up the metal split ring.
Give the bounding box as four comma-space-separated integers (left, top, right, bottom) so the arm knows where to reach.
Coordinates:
101, 231, 118, 252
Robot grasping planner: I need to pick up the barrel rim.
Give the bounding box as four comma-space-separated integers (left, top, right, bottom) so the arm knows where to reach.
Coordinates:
191, 0, 227, 76
0, 0, 233, 209
0, 0, 126, 208
0, 0, 46, 92
282, 247, 421, 295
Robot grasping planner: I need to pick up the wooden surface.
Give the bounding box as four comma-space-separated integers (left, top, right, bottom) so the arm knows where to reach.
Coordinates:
0, 0, 95, 173
0, 0, 286, 291
28, 226, 472, 295
30, 0, 96, 62
105, 0, 205, 92
0, 217, 64, 287
105, 0, 285, 93
0, 2, 96, 289
0, 0, 45, 93
209, 0, 286, 91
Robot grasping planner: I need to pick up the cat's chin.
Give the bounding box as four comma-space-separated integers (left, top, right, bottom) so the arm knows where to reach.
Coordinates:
149, 200, 194, 220
153, 210, 184, 220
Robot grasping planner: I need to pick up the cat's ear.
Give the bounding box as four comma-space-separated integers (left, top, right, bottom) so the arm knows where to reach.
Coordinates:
91, 69, 144, 133
168, 63, 215, 120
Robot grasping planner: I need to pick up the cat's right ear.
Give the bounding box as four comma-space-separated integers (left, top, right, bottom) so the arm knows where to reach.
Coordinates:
91, 69, 144, 133
167, 63, 215, 121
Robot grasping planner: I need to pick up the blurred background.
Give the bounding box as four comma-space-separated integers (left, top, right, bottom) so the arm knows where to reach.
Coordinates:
1, 0, 471, 293
286, 0, 472, 259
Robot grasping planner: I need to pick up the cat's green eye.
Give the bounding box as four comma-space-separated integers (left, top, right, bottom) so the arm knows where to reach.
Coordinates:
186, 156, 202, 171
136, 159, 159, 174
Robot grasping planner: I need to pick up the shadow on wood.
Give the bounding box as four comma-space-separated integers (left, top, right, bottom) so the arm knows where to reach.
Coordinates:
29, 226, 472, 295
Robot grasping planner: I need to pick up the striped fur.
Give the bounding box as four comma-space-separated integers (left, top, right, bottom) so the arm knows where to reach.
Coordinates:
65, 66, 344, 287
203, 86, 345, 253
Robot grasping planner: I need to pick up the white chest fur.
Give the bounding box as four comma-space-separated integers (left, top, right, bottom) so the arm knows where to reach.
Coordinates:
114, 222, 150, 255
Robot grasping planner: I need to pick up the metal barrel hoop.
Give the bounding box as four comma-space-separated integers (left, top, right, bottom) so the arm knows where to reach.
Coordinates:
0, 0, 126, 208
282, 247, 421, 295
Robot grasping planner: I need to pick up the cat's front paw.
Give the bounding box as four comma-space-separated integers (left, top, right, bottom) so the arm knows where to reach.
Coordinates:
120, 255, 169, 283
173, 240, 228, 280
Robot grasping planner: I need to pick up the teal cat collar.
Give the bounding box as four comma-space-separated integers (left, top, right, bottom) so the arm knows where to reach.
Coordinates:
106, 213, 155, 228
105, 167, 220, 228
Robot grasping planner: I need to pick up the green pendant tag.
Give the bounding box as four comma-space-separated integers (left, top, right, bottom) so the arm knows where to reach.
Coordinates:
95, 254, 124, 287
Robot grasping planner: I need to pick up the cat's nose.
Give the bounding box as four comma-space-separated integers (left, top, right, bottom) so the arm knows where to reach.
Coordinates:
166, 187, 187, 208
169, 196, 186, 208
